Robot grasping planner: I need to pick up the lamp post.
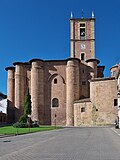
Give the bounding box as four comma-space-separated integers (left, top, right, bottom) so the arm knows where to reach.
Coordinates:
55, 114, 57, 129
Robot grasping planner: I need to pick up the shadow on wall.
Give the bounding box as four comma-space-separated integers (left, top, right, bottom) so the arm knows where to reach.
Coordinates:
7, 100, 20, 124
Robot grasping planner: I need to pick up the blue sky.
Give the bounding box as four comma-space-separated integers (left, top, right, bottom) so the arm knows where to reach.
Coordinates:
0, 0, 120, 94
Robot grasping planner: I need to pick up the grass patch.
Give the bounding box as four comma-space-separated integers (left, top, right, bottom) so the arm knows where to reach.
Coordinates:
0, 126, 62, 135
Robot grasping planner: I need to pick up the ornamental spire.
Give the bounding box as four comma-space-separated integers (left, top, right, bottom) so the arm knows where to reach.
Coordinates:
82, 9, 84, 18
70, 12, 73, 18
92, 11, 94, 18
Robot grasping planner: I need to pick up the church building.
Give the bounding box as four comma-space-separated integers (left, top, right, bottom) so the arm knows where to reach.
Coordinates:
5, 12, 118, 126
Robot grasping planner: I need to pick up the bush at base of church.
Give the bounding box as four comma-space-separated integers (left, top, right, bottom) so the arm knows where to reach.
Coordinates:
13, 122, 28, 128
13, 121, 39, 128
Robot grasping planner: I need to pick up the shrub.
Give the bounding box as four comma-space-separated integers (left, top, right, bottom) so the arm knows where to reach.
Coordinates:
13, 122, 28, 128
13, 121, 39, 128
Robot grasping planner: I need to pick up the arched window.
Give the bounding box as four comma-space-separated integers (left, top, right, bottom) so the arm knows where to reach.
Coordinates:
52, 98, 59, 107
54, 78, 57, 84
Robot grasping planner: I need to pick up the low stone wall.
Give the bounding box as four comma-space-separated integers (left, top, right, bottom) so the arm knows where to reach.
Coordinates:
74, 100, 92, 126
74, 78, 118, 126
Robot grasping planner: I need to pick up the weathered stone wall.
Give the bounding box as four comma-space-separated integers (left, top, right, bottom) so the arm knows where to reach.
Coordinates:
90, 78, 118, 125
74, 78, 118, 126
74, 100, 92, 126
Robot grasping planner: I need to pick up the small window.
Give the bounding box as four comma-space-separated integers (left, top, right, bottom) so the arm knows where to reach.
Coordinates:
81, 53, 85, 60
114, 99, 118, 106
81, 107, 85, 112
54, 78, 57, 84
52, 98, 59, 107
82, 81, 86, 85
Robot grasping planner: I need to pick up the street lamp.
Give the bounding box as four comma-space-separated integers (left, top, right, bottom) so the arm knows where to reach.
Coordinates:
55, 114, 57, 128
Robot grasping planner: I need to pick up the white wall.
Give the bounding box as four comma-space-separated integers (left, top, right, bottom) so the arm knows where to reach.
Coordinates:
0, 99, 7, 114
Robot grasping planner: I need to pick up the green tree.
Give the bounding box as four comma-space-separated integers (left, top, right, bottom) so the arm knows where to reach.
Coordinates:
24, 87, 31, 116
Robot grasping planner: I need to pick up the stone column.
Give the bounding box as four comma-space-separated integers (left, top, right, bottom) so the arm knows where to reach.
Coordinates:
5, 67, 15, 123
30, 59, 44, 124
5, 67, 15, 104
14, 62, 25, 122
86, 59, 100, 79
66, 58, 80, 126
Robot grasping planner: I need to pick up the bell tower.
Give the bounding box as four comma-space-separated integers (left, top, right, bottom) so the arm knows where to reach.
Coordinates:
70, 11, 95, 63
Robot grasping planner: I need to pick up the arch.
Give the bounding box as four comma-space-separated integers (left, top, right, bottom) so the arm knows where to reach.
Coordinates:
48, 73, 65, 84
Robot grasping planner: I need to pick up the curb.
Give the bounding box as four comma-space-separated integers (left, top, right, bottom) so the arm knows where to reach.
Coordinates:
0, 134, 15, 138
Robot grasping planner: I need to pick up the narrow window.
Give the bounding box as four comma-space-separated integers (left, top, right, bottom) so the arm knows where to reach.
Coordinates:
80, 28, 85, 38
114, 99, 118, 106
52, 98, 59, 107
81, 53, 85, 60
81, 107, 85, 112
54, 78, 57, 84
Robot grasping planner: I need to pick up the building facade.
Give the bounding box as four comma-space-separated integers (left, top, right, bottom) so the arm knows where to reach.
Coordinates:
115, 65, 120, 127
5, 13, 117, 126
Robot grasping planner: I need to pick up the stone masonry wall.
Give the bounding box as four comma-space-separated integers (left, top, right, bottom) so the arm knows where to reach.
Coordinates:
74, 100, 92, 126
90, 78, 118, 125
44, 61, 67, 125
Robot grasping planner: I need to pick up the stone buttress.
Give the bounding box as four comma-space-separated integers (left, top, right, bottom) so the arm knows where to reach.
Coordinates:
66, 58, 80, 126
30, 59, 45, 124
5, 67, 15, 123
14, 62, 26, 122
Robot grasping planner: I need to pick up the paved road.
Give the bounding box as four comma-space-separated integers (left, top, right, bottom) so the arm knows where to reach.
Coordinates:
0, 127, 120, 160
